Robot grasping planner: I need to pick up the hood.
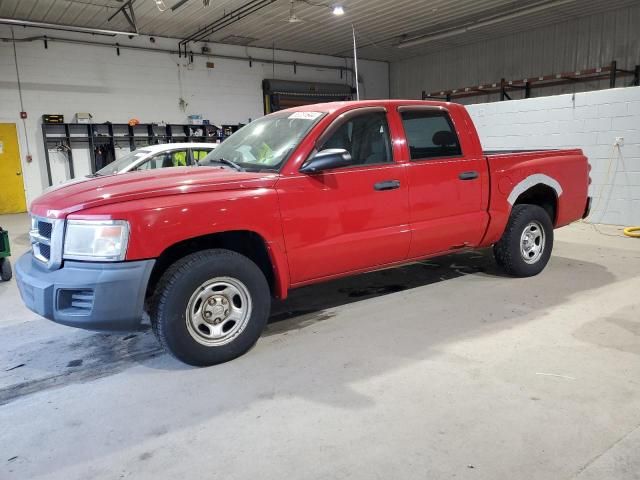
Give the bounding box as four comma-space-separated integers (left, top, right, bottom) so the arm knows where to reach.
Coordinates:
42, 174, 97, 194
31, 167, 279, 219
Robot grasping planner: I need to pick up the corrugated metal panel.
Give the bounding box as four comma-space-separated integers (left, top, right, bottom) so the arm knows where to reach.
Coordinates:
1, 0, 638, 62
391, 4, 640, 102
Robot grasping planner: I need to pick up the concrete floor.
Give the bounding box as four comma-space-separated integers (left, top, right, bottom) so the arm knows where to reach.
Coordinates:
1, 212, 639, 480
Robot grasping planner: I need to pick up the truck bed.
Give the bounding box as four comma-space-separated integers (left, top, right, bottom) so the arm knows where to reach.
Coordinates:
484, 148, 584, 163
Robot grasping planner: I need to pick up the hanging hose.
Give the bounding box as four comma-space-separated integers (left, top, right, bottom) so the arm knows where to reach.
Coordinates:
587, 143, 638, 238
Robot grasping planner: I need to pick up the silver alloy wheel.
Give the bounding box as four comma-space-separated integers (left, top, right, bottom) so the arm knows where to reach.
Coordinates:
520, 220, 545, 264
185, 277, 252, 347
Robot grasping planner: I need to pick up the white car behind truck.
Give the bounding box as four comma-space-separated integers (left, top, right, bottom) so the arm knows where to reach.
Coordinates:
94, 142, 217, 176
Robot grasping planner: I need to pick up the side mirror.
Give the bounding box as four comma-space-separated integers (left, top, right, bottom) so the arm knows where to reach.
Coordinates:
300, 148, 353, 174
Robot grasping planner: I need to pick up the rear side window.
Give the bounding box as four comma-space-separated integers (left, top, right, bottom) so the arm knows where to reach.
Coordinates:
400, 111, 462, 160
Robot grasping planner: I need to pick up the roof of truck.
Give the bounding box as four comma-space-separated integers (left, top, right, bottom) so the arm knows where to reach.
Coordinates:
283, 99, 455, 114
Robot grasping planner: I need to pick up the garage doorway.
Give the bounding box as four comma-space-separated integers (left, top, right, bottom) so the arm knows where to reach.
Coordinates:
0, 124, 27, 214
262, 79, 355, 114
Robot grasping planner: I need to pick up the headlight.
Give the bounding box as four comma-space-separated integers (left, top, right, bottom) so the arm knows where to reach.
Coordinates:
63, 220, 130, 261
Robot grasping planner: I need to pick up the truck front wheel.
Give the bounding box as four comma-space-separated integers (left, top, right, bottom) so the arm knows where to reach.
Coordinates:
151, 249, 271, 366
493, 204, 554, 277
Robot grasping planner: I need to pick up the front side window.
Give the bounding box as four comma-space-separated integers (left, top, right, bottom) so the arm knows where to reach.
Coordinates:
401, 111, 462, 160
319, 111, 392, 167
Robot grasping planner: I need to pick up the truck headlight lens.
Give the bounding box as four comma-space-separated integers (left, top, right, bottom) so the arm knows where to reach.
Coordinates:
63, 220, 130, 261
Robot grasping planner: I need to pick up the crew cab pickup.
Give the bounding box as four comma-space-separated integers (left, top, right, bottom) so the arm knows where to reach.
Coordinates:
16, 100, 591, 366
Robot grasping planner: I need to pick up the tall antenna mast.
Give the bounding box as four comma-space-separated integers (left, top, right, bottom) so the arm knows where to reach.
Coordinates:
352, 23, 360, 100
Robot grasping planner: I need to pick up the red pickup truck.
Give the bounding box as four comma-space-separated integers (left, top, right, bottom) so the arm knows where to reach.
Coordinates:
17, 100, 591, 366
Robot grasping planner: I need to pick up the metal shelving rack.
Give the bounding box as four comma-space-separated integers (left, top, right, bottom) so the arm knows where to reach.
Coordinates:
422, 61, 640, 102
41, 122, 224, 186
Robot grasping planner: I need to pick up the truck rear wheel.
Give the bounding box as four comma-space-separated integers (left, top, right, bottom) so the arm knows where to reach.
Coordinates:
151, 249, 270, 366
493, 204, 553, 277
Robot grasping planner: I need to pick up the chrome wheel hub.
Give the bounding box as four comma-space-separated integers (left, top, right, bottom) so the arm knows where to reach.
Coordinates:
520, 221, 545, 264
186, 277, 252, 347
203, 296, 229, 324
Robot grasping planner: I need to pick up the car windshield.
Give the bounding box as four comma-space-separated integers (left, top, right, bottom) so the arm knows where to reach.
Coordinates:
199, 111, 326, 171
96, 149, 151, 175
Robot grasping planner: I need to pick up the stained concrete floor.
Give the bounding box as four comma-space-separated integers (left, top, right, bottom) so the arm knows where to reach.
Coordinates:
1, 212, 639, 480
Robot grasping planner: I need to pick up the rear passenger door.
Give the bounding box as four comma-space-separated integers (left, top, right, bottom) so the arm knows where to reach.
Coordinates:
398, 107, 488, 258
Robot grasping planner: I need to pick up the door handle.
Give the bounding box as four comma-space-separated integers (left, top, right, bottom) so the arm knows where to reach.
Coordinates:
458, 171, 479, 180
374, 180, 401, 191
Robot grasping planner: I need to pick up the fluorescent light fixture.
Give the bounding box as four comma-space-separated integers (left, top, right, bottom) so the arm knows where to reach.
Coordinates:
397, 0, 576, 48
332, 4, 345, 16
171, 0, 191, 11
0, 17, 139, 36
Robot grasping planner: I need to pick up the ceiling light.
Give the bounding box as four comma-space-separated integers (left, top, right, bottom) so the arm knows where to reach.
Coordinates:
332, 4, 345, 16
171, 0, 190, 11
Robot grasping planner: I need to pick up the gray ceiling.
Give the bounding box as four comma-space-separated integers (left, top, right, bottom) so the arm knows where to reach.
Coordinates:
1, 0, 637, 61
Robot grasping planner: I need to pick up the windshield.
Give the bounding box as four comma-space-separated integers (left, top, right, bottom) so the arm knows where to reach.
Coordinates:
96, 149, 151, 175
199, 111, 326, 171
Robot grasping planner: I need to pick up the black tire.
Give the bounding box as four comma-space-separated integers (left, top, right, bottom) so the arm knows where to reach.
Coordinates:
151, 249, 270, 366
493, 204, 554, 277
0, 258, 12, 281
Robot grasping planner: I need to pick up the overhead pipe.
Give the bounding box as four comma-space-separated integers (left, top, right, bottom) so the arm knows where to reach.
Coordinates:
0, 17, 138, 37
0, 34, 355, 76
179, 0, 276, 55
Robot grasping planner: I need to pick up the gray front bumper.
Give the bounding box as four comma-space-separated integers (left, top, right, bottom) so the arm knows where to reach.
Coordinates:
16, 253, 155, 331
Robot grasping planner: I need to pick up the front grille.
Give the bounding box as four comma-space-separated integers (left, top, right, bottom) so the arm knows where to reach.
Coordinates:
38, 221, 52, 239
29, 216, 63, 269
39, 244, 51, 260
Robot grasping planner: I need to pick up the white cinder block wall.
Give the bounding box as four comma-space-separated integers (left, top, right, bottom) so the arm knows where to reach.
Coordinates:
0, 27, 389, 204
467, 86, 640, 226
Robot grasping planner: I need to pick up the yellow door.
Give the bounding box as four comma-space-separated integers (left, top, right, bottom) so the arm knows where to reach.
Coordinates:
0, 124, 27, 214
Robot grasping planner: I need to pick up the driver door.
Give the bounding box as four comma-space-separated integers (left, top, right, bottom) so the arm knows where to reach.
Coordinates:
277, 108, 411, 284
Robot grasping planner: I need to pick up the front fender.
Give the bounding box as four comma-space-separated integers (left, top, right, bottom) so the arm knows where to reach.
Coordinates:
69, 188, 290, 298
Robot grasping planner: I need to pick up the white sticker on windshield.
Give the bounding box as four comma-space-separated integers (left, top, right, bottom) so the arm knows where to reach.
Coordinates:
289, 111, 322, 120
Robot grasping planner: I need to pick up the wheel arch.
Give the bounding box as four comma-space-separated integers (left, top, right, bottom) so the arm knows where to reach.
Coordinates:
509, 175, 561, 225
146, 230, 287, 301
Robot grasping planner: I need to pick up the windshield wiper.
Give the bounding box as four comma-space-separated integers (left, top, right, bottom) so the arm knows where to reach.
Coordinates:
199, 157, 244, 171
